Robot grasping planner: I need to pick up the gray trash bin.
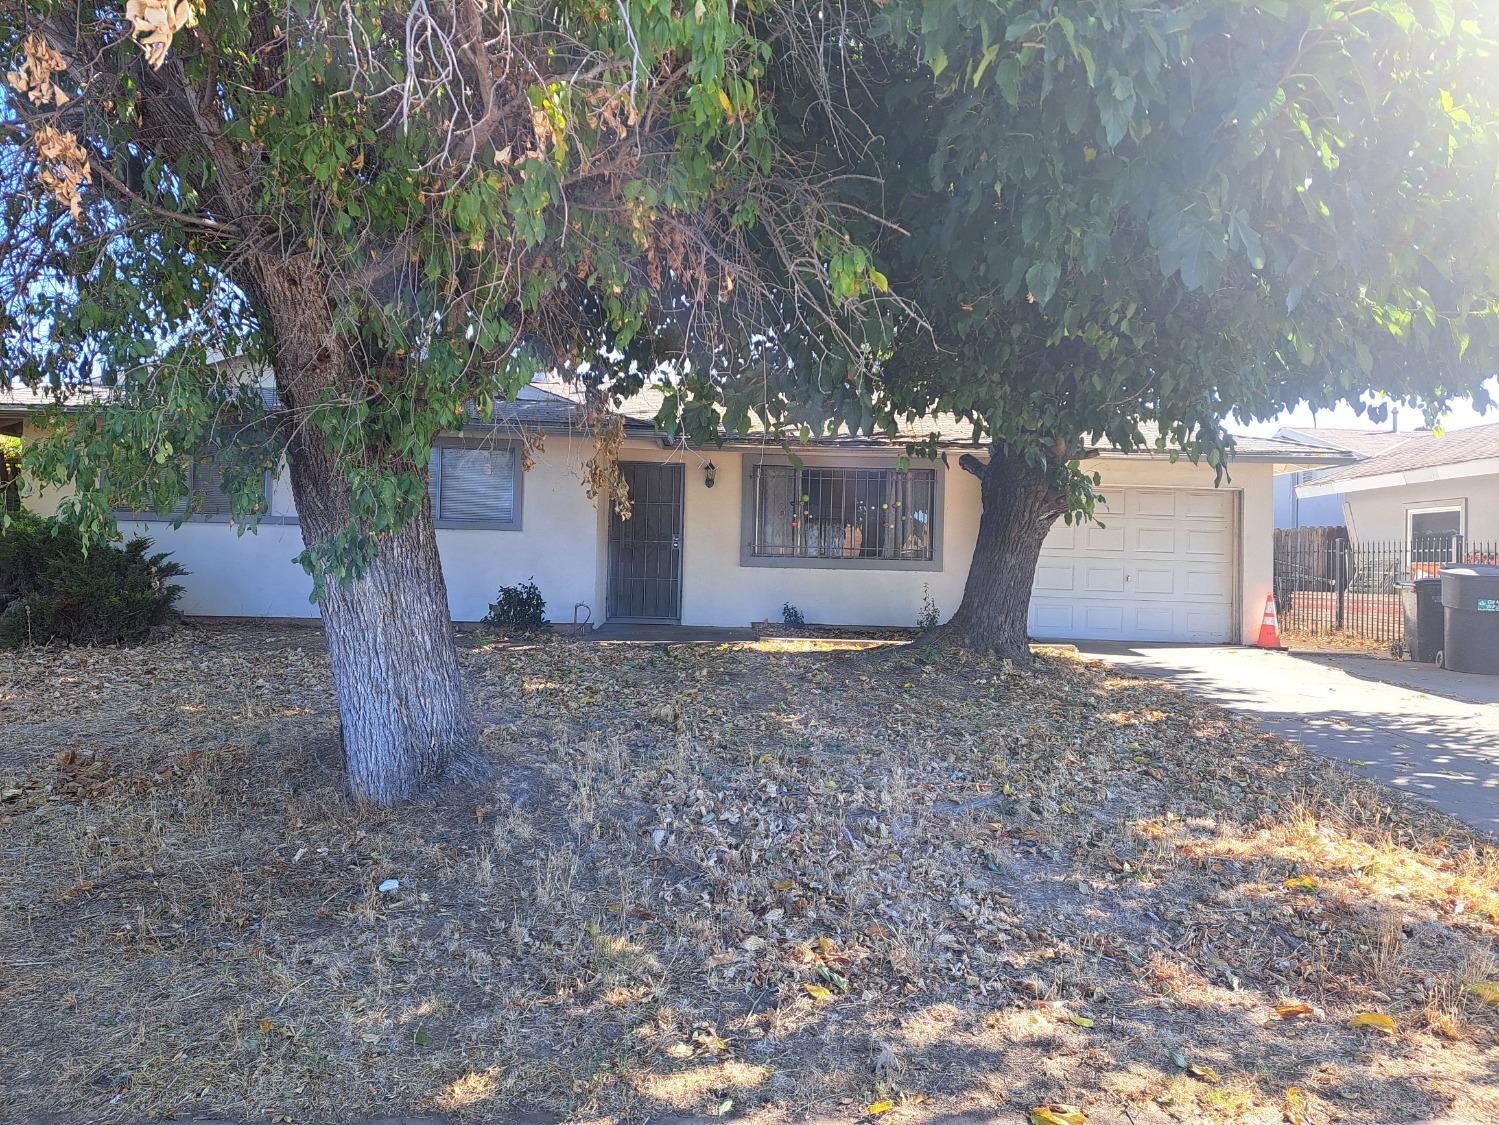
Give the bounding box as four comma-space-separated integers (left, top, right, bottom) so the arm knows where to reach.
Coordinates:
1398, 577, 1444, 662
1440, 565, 1499, 675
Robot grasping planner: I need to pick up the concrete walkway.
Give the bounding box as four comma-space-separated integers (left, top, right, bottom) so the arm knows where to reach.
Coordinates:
1078, 643, 1499, 835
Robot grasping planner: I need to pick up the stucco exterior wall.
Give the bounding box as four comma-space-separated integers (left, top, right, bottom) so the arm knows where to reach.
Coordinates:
1343, 475, 1499, 545
12, 420, 1277, 643
17, 419, 68, 517
614, 443, 1274, 644
64, 432, 606, 623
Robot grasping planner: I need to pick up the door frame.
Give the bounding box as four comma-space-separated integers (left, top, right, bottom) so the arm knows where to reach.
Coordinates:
606, 460, 685, 623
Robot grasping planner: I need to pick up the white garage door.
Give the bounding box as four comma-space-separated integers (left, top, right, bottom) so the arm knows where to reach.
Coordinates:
1029, 487, 1237, 643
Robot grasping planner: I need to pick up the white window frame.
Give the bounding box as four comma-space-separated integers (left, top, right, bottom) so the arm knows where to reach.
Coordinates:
429, 439, 523, 531
1406, 501, 1465, 565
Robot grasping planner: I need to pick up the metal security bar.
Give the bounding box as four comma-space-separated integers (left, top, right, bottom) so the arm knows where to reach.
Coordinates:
607, 461, 684, 621
752, 464, 935, 561
1273, 528, 1499, 646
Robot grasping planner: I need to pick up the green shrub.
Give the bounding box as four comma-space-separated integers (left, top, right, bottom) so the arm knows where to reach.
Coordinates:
781, 602, 805, 629
481, 578, 548, 634
0, 512, 187, 648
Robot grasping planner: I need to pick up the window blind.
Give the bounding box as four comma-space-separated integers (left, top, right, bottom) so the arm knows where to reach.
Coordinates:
429, 446, 517, 525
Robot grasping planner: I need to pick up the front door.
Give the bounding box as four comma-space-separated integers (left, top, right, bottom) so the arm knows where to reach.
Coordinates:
607, 461, 684, 622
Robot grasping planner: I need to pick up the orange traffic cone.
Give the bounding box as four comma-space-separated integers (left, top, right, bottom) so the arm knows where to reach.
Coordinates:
1256, 593, 1284, 649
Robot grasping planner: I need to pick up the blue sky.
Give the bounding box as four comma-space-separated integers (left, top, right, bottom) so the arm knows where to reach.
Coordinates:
1232, 377, 1499, 438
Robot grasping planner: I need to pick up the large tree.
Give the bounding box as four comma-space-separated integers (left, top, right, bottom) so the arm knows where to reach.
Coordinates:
821, 0, 1499, 658
0, 0, 890, 801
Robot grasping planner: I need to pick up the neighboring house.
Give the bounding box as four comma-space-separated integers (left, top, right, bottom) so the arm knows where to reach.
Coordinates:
1, 380, 1348, 644
1296, 420, 1499, 563
1271, 426, 1414, 529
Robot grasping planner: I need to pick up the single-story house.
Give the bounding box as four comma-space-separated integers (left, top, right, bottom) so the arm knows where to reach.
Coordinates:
1296, 420, 1499, 560
1271, 425, 1412, 529
2, 379, 1349, 644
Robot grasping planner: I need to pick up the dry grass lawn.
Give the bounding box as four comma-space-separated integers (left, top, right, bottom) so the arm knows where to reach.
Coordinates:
2, 624, 1498, 1124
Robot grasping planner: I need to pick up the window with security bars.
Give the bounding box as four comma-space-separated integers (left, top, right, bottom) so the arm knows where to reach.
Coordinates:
428, 445, 518, 527
752, 464, 935, 561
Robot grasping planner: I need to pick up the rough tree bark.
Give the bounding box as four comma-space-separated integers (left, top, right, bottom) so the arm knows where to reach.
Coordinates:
926, 446, 1071, 662
250, 256, 480, 805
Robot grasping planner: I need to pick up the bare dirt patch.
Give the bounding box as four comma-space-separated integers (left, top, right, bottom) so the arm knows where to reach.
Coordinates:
2, 625, 1497, 1124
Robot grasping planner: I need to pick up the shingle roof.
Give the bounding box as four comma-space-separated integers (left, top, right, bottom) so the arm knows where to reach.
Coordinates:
2, 375, 1350, 464
1303, 420, 1499, 486
1274, 426, 1417, 458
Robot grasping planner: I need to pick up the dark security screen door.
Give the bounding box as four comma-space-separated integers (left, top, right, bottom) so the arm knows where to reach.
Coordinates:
608, 462, 684, 621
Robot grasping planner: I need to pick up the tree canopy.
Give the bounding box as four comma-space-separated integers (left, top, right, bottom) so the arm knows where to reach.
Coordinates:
855, 0, 1499, 495
779, 0, 1499, 656
0, 0, 890, 578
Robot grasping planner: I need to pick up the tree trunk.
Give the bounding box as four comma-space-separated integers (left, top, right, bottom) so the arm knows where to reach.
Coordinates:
928, 448, 1068, 662
248, 256, 480, 804
289, 447, 481, 804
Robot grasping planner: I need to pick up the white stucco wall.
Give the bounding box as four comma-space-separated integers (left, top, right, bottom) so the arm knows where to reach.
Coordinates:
15, 418, 1278, 643
33, 429, 606, 623
673, 444, 980, 629
1343, 474, 1499, 546
616, 443, 1274, 644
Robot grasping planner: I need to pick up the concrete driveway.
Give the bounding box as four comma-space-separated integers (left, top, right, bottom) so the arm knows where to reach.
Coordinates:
1079, 643, 1499, 834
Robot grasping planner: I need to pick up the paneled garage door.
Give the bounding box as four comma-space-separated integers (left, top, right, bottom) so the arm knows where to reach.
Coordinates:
1029, 487, 1237, 643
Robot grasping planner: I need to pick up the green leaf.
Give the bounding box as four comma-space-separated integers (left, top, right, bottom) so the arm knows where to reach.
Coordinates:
1025, 260, 1061, 306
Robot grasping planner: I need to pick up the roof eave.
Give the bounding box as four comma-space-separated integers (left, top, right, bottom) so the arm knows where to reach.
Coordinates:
1297, 455, 1499, 498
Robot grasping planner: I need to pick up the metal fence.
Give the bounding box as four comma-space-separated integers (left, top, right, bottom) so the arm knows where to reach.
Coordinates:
1272, 528, 1499, 648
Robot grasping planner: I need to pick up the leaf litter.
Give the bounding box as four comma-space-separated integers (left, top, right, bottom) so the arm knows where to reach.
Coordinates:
0, 625, 1497, 1123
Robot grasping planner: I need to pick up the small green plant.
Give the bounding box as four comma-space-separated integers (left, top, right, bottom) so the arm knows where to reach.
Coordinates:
916, 584, 941, 631
781, 602, 805, 629
0, 511, 186, 647
482, 578, 548, 634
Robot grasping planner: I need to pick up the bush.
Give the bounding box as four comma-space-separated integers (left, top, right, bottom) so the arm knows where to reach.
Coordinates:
0, 512, 186, 648
481, 578, 548, 634
781, 602, 805, 629
916, 584, 941, 631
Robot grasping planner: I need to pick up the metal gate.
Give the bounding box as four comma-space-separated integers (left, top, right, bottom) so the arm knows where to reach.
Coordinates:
1273, 528, 1499, 646
607, 461, 684, 622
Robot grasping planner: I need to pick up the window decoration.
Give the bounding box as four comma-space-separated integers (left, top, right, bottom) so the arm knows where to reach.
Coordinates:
751, 464, 935, 561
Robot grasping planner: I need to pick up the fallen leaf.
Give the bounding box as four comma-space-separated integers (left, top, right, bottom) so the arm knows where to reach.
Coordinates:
1275, 1002, 1315, 1021
1187, 1063, 1221, 1083
803, 982, 834, 1003
1030, 1105, 1086, 1125
1348, 1012, 1396, 1035
1069, 1014, 1095, 1028
1282, 874, 1319, 893
866, 1100, 895, 1116
1283, 1085, 1307, 1125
